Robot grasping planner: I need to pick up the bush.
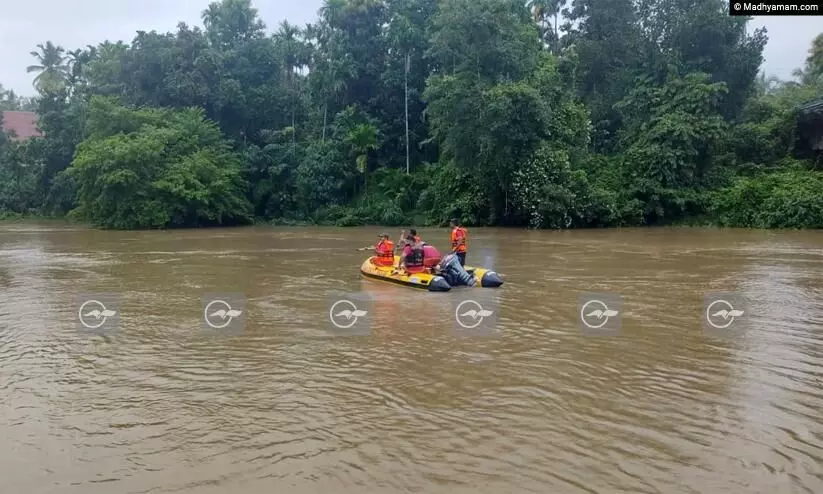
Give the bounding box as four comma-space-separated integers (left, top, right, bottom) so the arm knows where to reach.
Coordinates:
68, 98, 253, 229
710, 167, 823, 228
295, 140, 356, 216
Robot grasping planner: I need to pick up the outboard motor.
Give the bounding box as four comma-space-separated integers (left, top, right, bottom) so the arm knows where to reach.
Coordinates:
439, 253, 476, 287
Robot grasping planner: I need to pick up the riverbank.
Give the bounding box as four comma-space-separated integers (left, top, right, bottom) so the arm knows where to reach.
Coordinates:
2, 211, 821, 231
0, 211, 57, 221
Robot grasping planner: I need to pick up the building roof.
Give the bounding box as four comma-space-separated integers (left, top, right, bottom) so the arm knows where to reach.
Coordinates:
798, 97, 823, 116
1, 111, 43, 141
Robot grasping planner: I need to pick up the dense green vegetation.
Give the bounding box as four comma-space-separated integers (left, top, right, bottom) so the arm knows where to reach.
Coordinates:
0, 0, 821, 229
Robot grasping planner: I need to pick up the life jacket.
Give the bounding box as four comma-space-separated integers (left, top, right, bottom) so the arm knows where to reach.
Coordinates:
374, 239, 395, 266
451, 227, 468, 253
404, 243, 425, 267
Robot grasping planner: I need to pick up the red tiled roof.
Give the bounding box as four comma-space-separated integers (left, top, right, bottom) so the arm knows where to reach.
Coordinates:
1, 111, 43, 141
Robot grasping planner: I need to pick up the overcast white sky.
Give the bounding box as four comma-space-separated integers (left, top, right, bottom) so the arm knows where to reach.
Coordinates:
0, 1, 819, 96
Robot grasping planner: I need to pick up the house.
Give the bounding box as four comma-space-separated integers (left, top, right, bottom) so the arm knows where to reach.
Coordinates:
1, 111, 43, 141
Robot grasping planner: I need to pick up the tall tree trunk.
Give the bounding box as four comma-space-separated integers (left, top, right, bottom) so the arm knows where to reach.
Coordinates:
292, 76, 296, 155
405, 53, 410, 175
554, 14, 558, 54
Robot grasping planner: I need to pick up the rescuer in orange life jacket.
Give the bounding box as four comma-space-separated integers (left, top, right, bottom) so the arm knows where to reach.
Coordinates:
368, 232, 395, 266
449, 218, 468, 266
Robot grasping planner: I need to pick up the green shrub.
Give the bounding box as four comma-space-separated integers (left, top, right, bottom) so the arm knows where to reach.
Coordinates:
710, 167, 823, 228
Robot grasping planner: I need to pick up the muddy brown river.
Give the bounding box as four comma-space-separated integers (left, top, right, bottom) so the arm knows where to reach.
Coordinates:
1, 222, 822, 493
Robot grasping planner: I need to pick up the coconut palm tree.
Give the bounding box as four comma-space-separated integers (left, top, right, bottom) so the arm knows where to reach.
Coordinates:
66, 45, 98, 89
27, 41, 70, 94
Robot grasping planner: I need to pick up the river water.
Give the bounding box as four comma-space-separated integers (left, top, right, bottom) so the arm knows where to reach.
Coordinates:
1, 222, 822, 493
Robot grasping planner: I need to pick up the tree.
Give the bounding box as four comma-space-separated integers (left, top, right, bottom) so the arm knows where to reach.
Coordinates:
807, 33, 823, 79
0, 84, 35, 111
424, 0, 544, 221
2, 0, 821, 230
66, 45, 98, 93
346, 122, 378, 190
202, 0, 265, 48
640, 0, 767, 119
528, 0, 565, 52
273, 21, 311, 150
562, 0, 644, 151
67, 97, 252, 228
27, 41, 70, 94
794, 32, 823, 85
310, 0, 387, 142
378, 0, 437, 169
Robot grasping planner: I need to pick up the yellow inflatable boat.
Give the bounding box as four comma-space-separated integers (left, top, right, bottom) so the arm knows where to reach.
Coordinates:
359, 255, 503, 292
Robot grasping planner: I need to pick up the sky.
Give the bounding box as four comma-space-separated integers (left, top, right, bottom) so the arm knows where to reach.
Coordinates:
0, 0, 819, 97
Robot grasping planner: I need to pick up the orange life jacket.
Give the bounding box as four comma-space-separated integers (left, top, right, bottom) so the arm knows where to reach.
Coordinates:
376, 239, 395, 261
450, 227, 467, 253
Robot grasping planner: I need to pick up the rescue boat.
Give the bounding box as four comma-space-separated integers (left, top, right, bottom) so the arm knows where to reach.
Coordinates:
359, 254, 504, 292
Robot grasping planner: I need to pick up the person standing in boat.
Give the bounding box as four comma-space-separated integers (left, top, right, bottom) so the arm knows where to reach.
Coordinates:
449, 219, 468, 266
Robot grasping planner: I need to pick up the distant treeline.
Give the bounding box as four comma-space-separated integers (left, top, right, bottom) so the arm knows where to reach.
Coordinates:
0, 0, 822, 229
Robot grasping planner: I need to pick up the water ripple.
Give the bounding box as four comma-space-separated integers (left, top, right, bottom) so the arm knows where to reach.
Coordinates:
1, 225, 823, 493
